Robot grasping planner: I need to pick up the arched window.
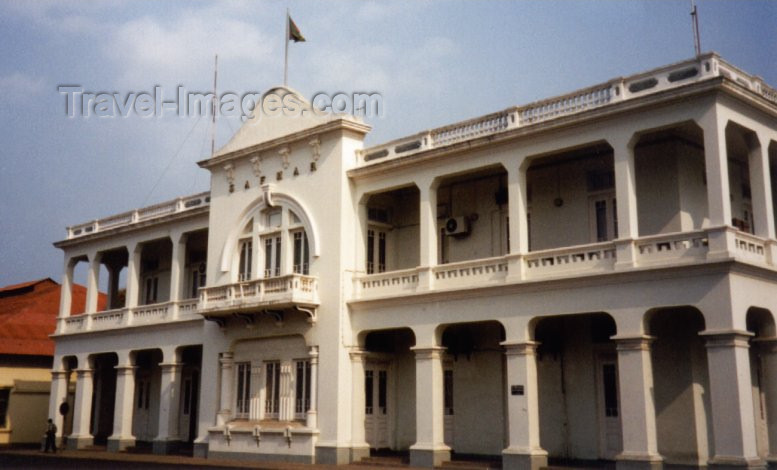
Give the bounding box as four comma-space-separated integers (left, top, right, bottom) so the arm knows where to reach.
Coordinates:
234, 207, 311, 281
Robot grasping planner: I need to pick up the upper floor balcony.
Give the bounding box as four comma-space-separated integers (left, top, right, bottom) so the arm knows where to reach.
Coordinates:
354, 53, 777, 169
350, 73, 777, 302
54, 194, 210, 336
198, 274, 319, 324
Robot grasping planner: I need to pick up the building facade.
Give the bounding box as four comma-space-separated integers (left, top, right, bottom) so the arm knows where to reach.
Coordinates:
49, 53, 777, 470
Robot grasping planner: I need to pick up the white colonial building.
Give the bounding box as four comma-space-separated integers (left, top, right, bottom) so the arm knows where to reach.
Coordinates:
49, 53, 777, 470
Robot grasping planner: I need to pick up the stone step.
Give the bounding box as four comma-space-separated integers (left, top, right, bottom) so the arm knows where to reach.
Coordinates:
359, 456, 409, 467
438, 460, 501, 470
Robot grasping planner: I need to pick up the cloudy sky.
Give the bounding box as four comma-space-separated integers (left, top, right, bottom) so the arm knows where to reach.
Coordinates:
0, 0, 775, 287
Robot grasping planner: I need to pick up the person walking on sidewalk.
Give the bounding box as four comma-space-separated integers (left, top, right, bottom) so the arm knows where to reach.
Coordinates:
43, 419, 57, 453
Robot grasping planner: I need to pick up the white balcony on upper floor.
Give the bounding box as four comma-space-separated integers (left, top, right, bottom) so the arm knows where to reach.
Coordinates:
352, 226, 774, 302
197, 274, 320, 324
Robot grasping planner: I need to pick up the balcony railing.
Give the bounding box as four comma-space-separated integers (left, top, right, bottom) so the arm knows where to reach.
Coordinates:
353, 228, 777, 301
58, 298, 201, 335
198, 274, 319, 319
66, 192, 210, 240
355, 53, 777, 168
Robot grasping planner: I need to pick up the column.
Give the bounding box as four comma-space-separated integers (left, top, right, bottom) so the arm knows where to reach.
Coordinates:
108, 362, 136, 452
125, 243, 142, 310
754, 338, 777, 465
502, 341, 547, 470
349, 348, 370, 461
169, 232, 187, 318
418, 180, 438, 290
410, 346, 450, 467
217, 352, 234, 426
701, 330, 764, 468
48, 369, 69, 444
85, 252, 102, 314
701, 107, 734, 256
613, 336, 662, 470
306, 346, 319, 428
68, 367, 94, 449
279, 362, 294, 421
613, 135, 639, 268
153, 362, 182, 454
506, 165, 529, 281
58, 258, 74, 319
748, 134, 775, 240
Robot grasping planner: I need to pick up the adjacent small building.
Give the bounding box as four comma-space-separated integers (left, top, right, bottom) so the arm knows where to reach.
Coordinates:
0, 278, 101, 446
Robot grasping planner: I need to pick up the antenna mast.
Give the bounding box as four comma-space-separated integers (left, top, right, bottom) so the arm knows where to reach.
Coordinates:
690, 0, 701, 57
210, 54, 218, 157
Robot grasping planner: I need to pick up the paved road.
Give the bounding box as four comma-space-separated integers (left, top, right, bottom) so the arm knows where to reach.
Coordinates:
0, 453, 199, 469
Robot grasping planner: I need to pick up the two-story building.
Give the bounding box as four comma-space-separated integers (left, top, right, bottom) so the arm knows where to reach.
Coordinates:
49, 53, 777, 470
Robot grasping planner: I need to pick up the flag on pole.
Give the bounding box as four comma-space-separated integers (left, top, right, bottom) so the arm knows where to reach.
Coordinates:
288, 16, 306, 42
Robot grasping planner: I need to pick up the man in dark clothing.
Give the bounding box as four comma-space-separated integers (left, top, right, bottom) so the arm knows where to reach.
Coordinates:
43, 419, 57, 453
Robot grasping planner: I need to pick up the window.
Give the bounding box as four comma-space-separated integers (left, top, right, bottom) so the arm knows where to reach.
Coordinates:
238, 239, 253, 281
602, 363, 619, 417
264, 237, 282, 277
144, 277, 158, 304
183, 378, 192, 415
235, 362, 251, 418
137, 379, 150, 410
366, 228, 387, 274
365, 370, 374, 414
237, 206, 312, 281
267, 210, 282, 228
589, 196, 617, 242
0, 388, 9, 428
294, 360, 311, 418
444, 370, 454, 415
293, 231, 309, 275
190, 264, 206, 298
264, 361, 281, 418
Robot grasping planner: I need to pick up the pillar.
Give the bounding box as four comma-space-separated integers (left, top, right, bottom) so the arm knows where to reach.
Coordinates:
410, 346, 450, 467
68, 367, 94, 449
279, 362, 294, 421
169, 232, 187, 318
153, 362, 182, 454
748, 134, 775, 240
306, 346, 319, 429
58, 258, 74, 319
502, 341, 547, 470
85, 252, 101, 314
48, 369, 69, 445
418, 179, 438, 290
613, 336, 662, 470
125, 243, 142, 310
755, 338, 777, 465
349, 348, 370, 461
217, 352, 234, 426
107, 362, 136, 452
506, 165, 529, 281
613, 135, 639, 268
701, 330, 764, 468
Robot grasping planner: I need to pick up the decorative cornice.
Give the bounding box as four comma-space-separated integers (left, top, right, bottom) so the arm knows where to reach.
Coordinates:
198, 119, 371, 170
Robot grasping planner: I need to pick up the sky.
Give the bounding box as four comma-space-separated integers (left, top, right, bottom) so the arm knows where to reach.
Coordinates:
0, 0, 775, 287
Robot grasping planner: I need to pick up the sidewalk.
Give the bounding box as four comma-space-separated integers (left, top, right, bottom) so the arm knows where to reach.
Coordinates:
0, 448, 391, 470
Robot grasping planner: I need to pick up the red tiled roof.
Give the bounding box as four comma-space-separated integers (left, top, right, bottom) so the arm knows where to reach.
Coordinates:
0, 278, 106, 356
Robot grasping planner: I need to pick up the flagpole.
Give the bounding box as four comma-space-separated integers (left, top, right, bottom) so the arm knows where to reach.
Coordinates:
690, 0, 701, 57
284, 8, 289, 86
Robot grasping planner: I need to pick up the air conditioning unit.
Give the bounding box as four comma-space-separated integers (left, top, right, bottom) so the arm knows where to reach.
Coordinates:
444, 217, 470, 237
